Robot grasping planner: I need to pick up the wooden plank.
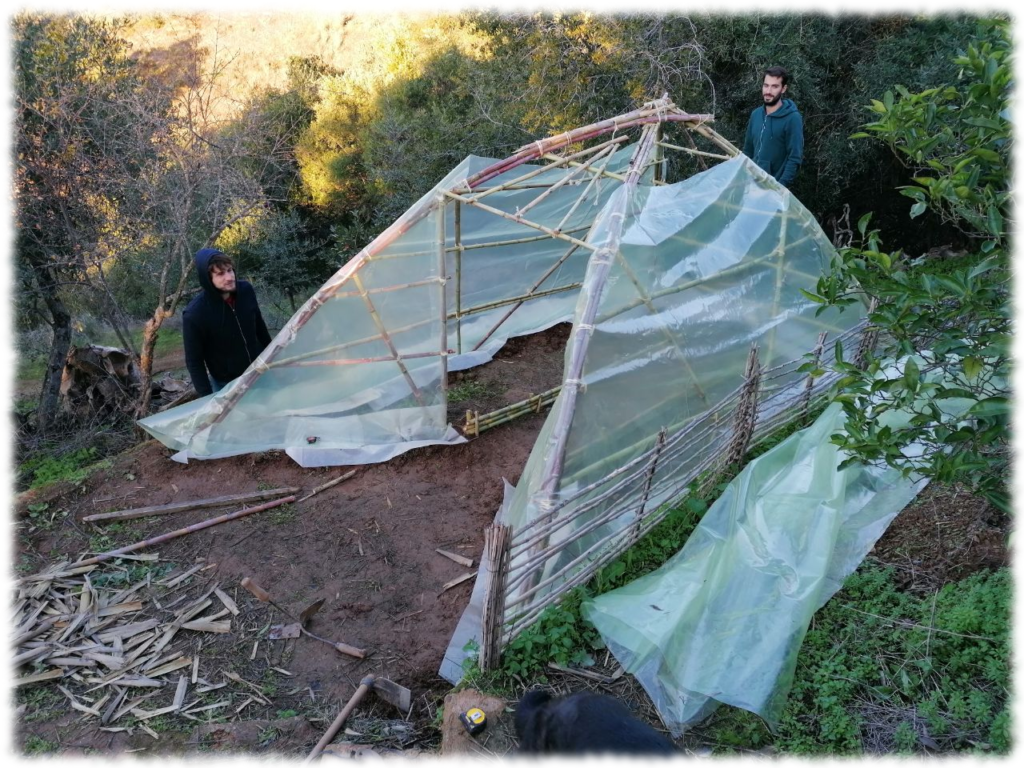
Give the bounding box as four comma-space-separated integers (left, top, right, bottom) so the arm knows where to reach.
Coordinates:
83, 487, 301, 523
16, 669, 65, 686
213, 588, 240, 616
180, 619, 231, 633
158, 564, 204, 589
172, 675, 188, 709
435, 549, 474, 568
440, 572, 476, 593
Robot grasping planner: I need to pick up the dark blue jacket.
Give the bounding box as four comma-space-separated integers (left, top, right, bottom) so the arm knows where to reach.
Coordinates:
743, 98, 804, 187
183, 248, 271, 396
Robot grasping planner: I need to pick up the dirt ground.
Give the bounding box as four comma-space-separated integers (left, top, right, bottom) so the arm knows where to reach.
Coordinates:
12, 322, 1008, 757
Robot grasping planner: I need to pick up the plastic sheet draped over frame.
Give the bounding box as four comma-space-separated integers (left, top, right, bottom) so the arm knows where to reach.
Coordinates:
581, 402, 927, 734
139, 148, 636, 465
498, 157, 862, 632
440, 157, 865, 682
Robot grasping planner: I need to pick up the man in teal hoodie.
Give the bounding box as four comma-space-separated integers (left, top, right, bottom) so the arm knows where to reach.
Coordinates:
743, 66, 804, 187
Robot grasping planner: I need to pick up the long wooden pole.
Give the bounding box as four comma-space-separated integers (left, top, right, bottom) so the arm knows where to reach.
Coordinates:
72, 496, 296, 568
83, 487, 299, 523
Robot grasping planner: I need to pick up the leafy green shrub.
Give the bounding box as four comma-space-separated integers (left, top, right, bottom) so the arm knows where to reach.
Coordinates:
809, 17, 1010, 510
501, 588, 603, 677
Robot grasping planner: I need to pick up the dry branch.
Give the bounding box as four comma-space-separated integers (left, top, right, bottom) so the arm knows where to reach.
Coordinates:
83, 487, 299, 523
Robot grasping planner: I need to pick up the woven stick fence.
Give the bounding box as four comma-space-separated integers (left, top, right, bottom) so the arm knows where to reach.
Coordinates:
476, 317, 870, 666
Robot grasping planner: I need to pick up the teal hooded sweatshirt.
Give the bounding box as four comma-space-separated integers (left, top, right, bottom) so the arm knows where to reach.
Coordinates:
742, 98, 804, 187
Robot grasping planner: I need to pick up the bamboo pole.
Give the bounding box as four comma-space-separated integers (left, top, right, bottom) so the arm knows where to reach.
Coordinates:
454, 200, 463, 354
445, 224, 592, 253
725, 345, 762, 468
437, 194, 450, 406
352, 273, 425, 406
324, 276, 444, 301
472, 241, 584, 351
554, 149, 620, 234
514, 124, 662, 606
657, 141, 731, 161
479, 523, 512, 671
459, 283, 582, 322
71, 497, 296, 569
278, 351, 443, 368
444, 191, 597, 253
854, 298, 880, 370
631, 428, 667, 543
83, 487, 299, 523
469, 136, 629, 203
514, 143, 618, 218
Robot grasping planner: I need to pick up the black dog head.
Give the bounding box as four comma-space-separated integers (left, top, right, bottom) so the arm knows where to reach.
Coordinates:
515, 689, 675, 755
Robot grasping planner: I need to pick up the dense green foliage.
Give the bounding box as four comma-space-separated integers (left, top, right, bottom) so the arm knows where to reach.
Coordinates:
809, 18, 1010, 510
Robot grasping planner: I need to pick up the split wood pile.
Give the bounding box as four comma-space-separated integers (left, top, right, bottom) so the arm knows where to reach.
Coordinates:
13, 559, 282, 739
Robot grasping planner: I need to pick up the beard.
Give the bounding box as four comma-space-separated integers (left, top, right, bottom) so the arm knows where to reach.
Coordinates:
764, 92, 783, 107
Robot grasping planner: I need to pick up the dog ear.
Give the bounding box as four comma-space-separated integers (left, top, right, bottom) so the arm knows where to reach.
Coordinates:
515, 689, 553, 752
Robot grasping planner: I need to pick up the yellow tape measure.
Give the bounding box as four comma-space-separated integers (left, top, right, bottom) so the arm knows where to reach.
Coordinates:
459, 707, 487, 735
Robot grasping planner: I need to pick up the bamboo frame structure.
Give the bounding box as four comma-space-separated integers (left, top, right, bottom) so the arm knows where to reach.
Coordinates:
495, 320, 869, 647
170, 96, 732, 446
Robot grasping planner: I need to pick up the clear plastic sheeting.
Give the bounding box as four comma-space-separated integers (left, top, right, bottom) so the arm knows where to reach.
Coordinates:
441, 156, 865, 682
499, 157, 862, 634
580, 402, 926, 735
139, 148, 635, 466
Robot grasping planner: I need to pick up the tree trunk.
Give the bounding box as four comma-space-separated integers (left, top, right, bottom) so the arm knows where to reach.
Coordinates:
134, 307, 166, 419
33, 266, 73, 435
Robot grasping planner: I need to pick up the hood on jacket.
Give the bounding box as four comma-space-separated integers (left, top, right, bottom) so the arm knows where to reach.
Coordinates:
766, 98, 798, 120
195, 248, 227, 299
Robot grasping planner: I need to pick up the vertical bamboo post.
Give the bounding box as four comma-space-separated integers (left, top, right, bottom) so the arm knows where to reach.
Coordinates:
454, 200, 463, 355
437, 195, 449, 402
801, 331, 828, 420
725, 343, 762, 469
854, 298, 880, 370
479, 523, 512, 671
653, 121, 666, 184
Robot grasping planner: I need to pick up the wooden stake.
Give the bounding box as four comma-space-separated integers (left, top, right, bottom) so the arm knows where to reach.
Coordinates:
479, 524, 512, 672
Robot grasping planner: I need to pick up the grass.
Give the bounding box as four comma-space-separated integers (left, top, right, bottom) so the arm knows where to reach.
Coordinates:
448, 379, 495, 404
23, 735, 59, 755
19, 447, 101, 490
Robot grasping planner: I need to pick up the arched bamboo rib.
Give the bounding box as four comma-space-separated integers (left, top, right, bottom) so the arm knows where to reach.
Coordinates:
352, 272, 425, 406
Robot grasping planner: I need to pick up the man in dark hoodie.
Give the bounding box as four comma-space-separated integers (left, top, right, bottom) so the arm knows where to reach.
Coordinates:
743, 65, 804, 187
183, 248, 272, 396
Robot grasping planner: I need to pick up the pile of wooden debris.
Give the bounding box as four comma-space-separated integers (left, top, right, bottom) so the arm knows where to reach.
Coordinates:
13, 558, 274, 739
